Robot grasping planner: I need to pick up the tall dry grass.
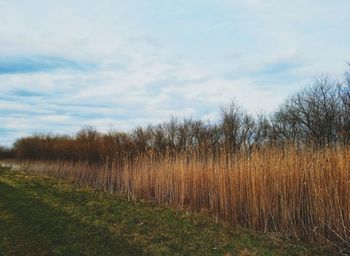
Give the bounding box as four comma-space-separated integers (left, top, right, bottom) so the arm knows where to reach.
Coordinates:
13, 146, 350, 250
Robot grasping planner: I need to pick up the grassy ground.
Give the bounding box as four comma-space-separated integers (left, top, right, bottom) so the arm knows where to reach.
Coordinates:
0, 166, 333, 256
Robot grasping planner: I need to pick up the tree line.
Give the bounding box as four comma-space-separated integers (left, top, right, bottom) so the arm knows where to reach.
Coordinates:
1, 70, 349, 163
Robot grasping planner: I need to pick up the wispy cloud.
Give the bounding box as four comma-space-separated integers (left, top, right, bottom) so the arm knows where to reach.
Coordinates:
0, 0, 349, 146
0, 56, 93, 75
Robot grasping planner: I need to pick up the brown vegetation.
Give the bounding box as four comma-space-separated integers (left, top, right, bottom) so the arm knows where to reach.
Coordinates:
3, 74, 350, 252
13, 146, 350, 251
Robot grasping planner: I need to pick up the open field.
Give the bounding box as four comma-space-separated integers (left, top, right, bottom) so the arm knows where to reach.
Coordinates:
9, 146, 350, 250
0, 166, 334, 256
1, 1, 349, 255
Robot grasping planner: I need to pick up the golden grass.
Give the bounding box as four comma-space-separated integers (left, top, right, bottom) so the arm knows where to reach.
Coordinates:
13, 146, 350, 248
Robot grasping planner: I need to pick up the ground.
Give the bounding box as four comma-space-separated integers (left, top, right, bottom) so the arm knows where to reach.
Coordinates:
0, 166, 333, 256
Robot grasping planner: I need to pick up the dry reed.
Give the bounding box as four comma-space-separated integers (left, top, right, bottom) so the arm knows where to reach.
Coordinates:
12, 146, 350, 250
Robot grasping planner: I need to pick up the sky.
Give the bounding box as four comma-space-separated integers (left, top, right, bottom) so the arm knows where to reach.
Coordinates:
0, 0, 350, 146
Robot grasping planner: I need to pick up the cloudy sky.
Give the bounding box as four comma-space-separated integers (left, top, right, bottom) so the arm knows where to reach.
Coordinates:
0, 0, 349, 145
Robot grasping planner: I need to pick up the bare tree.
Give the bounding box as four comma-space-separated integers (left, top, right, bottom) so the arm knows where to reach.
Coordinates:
132, 127, 151, 154
241, 114, 255, 152
338, 69, 350, 144
220, 101, 244, 153
148, 124, 167, 156
253, 114, 272, 148
272, 76, 342, 147
177, 118, 192, 152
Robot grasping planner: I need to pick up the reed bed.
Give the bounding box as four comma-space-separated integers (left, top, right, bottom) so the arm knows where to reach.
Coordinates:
12, 146, 350, 250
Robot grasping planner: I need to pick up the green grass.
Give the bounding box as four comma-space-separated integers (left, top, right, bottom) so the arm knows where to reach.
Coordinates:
0, 166, 334, 256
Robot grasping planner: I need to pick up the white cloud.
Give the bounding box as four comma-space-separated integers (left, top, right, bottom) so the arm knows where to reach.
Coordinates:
0, 0, 349, 145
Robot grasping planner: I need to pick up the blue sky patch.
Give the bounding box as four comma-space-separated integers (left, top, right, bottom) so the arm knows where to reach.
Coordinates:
0, 56, 93, 75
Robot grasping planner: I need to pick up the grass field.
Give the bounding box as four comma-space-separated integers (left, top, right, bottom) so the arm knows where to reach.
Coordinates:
0, 166, 333, 256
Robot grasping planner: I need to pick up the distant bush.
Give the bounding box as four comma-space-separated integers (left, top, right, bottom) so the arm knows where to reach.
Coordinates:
0, 146, 14, 159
